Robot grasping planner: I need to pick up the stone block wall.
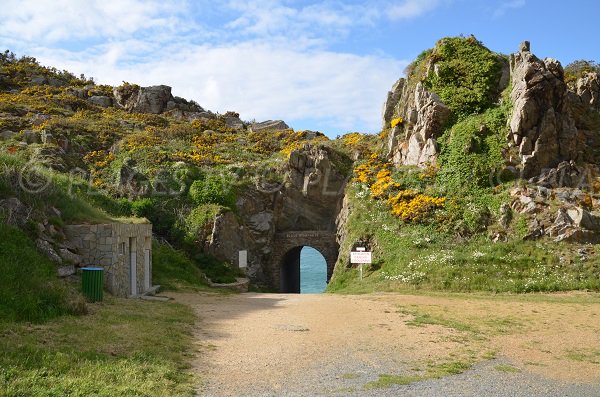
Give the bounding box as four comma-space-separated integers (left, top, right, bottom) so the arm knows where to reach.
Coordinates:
64, 223, 153, 297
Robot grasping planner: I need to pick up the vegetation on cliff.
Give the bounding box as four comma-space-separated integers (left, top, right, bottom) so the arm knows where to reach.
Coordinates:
329, 37, 600, 294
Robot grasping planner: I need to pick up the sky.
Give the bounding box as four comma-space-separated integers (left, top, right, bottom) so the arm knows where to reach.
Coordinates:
1, 0, 599, 137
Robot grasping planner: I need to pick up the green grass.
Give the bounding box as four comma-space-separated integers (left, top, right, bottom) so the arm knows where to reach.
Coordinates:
565, 349, 600, 364
363, 360, 472, 390
495, 364, 522, 373
0, 297, 197, 396
328, 184, 600, 295
152, 241, 210, 291
397, 306, 476, 333
0, 223, 83, 323
364, 374, 423, 389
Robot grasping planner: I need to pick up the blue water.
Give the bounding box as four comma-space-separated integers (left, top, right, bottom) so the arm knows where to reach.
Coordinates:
300, 246, 327, 293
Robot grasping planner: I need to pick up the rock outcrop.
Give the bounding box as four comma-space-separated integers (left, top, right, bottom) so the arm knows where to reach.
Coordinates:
250, 120, 290, 132
222, 111, 244, 130
577, 72, 600, 110
113, 85, 173, 114
384, 40, 600, 178
113, 84, 205, 115
385, 81, 450, 167
508, 44, 579, 177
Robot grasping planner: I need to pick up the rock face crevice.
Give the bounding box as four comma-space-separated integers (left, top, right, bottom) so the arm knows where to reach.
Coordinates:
383, 80, 450, 167
201, 145, 349, 290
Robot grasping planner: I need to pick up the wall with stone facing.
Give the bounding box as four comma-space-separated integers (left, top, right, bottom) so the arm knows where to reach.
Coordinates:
271, 231, 339, 292
64, 223, 153, 298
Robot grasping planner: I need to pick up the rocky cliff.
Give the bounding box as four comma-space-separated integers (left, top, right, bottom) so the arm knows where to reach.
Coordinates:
379, 38, 600, 245
384, 40, 600, 180
199, 144, 350, 289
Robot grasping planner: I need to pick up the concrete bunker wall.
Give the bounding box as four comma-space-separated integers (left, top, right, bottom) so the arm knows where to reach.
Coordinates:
64, 223, 153, 298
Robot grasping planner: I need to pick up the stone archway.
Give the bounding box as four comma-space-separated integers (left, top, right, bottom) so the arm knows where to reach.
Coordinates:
272, 231, 339, 293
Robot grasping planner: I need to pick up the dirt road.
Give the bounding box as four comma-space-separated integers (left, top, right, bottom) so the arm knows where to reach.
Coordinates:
169, 292, 600, 397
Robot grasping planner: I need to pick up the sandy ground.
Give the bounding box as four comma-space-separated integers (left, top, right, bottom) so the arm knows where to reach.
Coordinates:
167, 292, 600, 397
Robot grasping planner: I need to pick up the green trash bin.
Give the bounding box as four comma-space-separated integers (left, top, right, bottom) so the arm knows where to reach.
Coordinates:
82, 267, 104, 302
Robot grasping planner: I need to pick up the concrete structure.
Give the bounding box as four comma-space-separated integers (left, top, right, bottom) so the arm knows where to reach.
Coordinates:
271, 231, 339, 293
64, 223, 153, 298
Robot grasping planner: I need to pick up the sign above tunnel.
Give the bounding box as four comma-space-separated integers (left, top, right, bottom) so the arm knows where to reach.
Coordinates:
350, 251, 372, 264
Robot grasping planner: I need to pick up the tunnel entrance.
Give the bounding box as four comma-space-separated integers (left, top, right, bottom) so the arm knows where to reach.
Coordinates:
280, 246, 302, 293
279, 246, 328, 293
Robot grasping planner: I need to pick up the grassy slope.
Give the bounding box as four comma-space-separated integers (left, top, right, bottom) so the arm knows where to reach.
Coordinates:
0, 223, 82, 323
328, 184, 600, 294
0, 297, 197, 396
152, 241, 212, 291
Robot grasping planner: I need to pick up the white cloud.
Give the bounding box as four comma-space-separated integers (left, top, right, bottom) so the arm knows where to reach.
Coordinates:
0, 0, 188, 43
492, 0, 526, 18
1, 0, 442, 134
388, 0, 442, 20
33, 42, 407, 134
223, 0, 380, 45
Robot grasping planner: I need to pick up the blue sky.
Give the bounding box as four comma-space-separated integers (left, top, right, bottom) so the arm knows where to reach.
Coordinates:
1, 0, 599, 137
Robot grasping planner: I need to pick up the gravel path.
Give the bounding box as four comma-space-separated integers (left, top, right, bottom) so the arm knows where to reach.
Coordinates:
168, 292, 600, 397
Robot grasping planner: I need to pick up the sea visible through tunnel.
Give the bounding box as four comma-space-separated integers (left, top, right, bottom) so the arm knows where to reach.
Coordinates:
300, 246, 327, 293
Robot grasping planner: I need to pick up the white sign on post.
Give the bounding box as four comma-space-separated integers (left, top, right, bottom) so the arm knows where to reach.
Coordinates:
238, 250, 247, 268
350, 251, 372, 264
351, 250, 372, 280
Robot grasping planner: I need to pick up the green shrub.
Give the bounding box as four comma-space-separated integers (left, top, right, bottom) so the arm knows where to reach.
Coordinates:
184, 204, 222, 244
189, 172, 237, 208
191, 253, 238, 284
131, 198, 155, 218
424, 36, 504, 119
437, 105, 510, 193
564, 60, 600, 86
0, 223, 82, 323
129, 198, 183, 241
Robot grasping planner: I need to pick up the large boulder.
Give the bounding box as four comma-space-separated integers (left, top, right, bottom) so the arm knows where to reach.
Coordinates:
222, 111, 244, 130
0, 130, 16, 140
566, 207, 600, 231
113, 84, 172, 114
88, 95, 112, 108
22, 130, 41, 144
250, 120, 289, 132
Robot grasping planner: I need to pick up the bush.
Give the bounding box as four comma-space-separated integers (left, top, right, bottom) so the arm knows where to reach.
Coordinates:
185, 204, 222, 244
424, 36, 504, 119
131, 198, 155, 218
189, 172, 237, 208
129, 198, 182, 241
564, 60, 600, 86
437, 105, 509, 193
191, 253, 239, 284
